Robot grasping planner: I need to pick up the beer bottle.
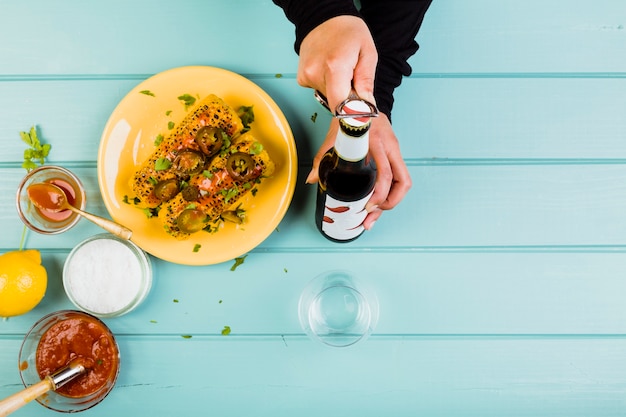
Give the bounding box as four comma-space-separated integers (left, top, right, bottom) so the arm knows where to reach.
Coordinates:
315, 98, 376, 242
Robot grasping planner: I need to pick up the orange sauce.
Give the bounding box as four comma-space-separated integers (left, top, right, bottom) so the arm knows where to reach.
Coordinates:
30, 179, 77, 222
35, 312, 119, 398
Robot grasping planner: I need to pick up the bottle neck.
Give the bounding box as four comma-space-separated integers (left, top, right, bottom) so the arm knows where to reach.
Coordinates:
335, 114, 371, 162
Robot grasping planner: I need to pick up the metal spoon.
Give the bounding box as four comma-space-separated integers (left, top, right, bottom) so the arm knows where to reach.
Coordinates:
0, 361, 86, 416
27, 182, 132, 240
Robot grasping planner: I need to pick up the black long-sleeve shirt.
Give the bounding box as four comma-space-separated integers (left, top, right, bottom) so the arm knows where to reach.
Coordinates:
272, 0, 432, 119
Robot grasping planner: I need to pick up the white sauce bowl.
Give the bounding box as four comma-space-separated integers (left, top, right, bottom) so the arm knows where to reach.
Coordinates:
63, 234, 152, 317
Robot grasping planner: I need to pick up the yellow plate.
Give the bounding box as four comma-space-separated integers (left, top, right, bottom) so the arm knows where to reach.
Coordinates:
97, 66, 297, 265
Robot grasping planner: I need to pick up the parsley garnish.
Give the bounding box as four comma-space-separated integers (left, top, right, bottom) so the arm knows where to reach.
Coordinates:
178, 94, 196, 110
140, 90, 155, 97
238, 105, 254, 133
230, 255, 247, 271
193, 244, 201, 252
167, 121, 175, 130
221, 326, 231, 335
250, 142, 263, 155
20, 126, 51, 171
154, 134, 164, 146
155, 157, 171, 171
181, 335, 192, 339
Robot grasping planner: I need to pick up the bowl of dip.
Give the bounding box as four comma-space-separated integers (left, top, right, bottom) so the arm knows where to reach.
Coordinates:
18, 310, 120, 413
16, 165, 86, 235
63, 234, 152, 318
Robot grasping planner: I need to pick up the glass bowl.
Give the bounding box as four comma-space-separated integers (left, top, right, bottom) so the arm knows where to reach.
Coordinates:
16, 165, 86, 234
18, 310, 120, 413
63, 234, 153, 318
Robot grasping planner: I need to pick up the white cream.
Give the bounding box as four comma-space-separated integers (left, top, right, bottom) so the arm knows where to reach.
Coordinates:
64, 236, 147, 315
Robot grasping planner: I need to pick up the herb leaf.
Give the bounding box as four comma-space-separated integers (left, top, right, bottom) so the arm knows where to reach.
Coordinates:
155, 157, 171, 171
20, 126, 51, 172
178, 94, 196, 110
238, 105, 254, 133
221, 326, 231, 335
230, 255, 247, 271
140, 90, 155, 97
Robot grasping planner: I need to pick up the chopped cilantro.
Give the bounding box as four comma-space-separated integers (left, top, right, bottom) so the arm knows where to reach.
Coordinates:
275, 73, 283, 78
193, 244, 201, 252
20, 126, 51, 172
221, 186, 239, 203
141, 208, 154, 218
154, 134, 164, 146
167, 121, 175, 130
221, 326, 231, 336
238, 105, 254, 133
165, 110, 172, 116
140, 90, 155, 97
178, 94, 196, 110
284, 268, 288, 273
250, 142, 263, 155
230, 255, 247, 271
202, 170, 213, 179
218, 300, 223, 304
155, 157, 171, 171
173, 299, 179, 303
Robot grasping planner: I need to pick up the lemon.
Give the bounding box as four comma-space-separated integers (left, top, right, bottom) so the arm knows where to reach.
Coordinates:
0, 249, 47, 318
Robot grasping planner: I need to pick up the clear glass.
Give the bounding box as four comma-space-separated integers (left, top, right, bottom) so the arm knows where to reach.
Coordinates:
16, 165, 86, 235
298, 270, 379, 347
18, 310, 120, 413
63, 234, 152, 318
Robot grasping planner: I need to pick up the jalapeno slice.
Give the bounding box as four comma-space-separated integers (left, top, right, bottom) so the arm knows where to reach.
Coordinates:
176, 208, 208, 233
195, 126, 224, 157
154, 178, 179, 201
172, 149, 205, 176
181, 185, 200, 202
226, 152, 256, 182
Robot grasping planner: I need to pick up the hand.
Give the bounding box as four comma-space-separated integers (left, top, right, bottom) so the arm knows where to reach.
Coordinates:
306, 113, 412, 230
297, 15, 378, 112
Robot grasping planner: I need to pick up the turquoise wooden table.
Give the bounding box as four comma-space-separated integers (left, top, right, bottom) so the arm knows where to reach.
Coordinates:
2, 1, 626, 415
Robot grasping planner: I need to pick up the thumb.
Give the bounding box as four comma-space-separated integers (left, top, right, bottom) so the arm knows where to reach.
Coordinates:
351, 50, 377, 104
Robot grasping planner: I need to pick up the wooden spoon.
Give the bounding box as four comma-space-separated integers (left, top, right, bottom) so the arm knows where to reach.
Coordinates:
0, 361, 86, 416
27, 182, 132, 240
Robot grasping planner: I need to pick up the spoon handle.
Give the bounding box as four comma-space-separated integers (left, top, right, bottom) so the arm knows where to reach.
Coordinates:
0, 377, 53, 417
70, 207, 133, 240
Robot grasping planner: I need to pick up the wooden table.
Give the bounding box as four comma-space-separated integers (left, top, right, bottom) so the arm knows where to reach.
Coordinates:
2, 1, 626, 415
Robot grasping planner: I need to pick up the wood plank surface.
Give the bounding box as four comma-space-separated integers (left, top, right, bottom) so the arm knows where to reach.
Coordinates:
1, 0, 625, 415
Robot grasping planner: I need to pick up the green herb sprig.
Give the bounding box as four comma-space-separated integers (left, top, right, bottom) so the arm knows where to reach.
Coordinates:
20, 126, 51, 172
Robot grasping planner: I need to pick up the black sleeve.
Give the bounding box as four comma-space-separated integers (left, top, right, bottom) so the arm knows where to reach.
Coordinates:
272, 0, 360, 54
360, 0, 433, 119
273, 0, 433, 120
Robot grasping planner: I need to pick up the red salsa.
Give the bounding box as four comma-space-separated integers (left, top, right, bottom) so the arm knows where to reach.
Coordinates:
35, 312, 119, 398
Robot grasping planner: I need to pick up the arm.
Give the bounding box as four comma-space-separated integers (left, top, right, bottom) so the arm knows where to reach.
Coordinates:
360, 0, 433, 119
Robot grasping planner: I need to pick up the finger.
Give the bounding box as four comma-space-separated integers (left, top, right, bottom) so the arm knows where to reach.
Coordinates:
363, 207, 383, 230
379, 155, 412, 210
306, 120, 340, 184
324, 68, 354, 115
352, 48, 378, 104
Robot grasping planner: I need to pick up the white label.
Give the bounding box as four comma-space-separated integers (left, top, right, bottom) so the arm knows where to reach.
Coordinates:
321, 191, 374, 240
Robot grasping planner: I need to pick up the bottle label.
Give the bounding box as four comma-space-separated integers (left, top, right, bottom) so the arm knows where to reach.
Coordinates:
320, 190, 374, 241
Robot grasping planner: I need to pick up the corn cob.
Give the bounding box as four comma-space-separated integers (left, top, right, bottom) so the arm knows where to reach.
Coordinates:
157, 132, 275, 239
131, 94, 244, 208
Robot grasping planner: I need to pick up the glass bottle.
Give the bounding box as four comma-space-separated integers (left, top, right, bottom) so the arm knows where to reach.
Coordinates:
315, 99, 376, 242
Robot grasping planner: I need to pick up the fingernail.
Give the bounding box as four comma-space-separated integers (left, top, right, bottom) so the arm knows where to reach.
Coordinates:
365, 203, 378, 213
305, 170, 316, 184
367, 220, 376, 230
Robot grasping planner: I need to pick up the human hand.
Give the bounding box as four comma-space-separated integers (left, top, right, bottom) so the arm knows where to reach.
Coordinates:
297, 15, 378, 113
306, 113, 412, 230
